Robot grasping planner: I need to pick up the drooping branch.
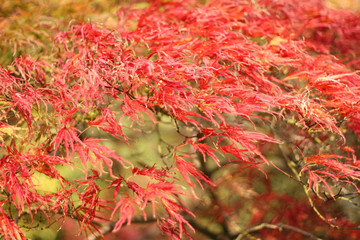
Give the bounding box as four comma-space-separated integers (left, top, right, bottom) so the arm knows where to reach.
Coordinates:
86, 214, 225, 240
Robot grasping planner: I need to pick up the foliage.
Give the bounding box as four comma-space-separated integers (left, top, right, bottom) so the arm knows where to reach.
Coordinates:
1, 0, 360, 239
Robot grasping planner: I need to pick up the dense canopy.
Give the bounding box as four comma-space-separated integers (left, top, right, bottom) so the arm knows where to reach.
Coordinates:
1, 0, 360, 239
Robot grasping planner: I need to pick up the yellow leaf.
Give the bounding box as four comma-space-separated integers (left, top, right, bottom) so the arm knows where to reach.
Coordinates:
270, 36, 287, 46
0, 126, 14, 135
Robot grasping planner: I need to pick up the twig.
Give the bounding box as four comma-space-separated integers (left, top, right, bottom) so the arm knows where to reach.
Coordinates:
270, 121, 340, 229
87, 215, 226, 240
235, 223, 323, 240
187, 218, 225, 240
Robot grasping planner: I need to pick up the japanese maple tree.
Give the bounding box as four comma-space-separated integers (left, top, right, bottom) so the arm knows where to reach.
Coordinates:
1, 0, 360, 239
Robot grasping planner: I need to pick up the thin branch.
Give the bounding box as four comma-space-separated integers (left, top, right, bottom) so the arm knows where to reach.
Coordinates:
284, 154, 340, 229
235, 223, 323, 240
87, 214, 227, 240
270, 122, 340, 228
187, 218, 225, 240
